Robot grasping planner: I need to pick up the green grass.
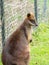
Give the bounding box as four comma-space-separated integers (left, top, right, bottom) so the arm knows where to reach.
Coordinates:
29, 22, 49, 65
30, 46, 49, 65
0, 22, 49, 65
0, 54, 2, 65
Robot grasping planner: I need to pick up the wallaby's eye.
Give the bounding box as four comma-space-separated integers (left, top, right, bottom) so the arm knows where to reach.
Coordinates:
27, 13, 30, 17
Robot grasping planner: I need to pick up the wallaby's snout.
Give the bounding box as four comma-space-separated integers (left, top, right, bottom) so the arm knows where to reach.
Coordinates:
30, 19, 38, 26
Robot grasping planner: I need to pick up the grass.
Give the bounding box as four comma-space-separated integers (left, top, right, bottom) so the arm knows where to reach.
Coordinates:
0, 54, 2, 65
30, 45, 49, 65
29, 22, 49, 65
0, 22, 49, 65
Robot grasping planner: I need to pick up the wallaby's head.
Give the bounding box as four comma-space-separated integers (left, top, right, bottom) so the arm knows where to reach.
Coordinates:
27, 12, 38, 26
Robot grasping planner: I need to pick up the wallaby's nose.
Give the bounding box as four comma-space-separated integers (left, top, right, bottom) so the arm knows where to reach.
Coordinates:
36, 24, 38, 26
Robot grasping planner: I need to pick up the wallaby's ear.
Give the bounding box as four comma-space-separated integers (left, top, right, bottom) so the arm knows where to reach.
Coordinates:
27, 13, 31, 17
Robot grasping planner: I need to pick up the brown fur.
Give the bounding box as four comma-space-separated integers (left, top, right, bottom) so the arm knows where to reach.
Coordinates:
2, 13, 37, 65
